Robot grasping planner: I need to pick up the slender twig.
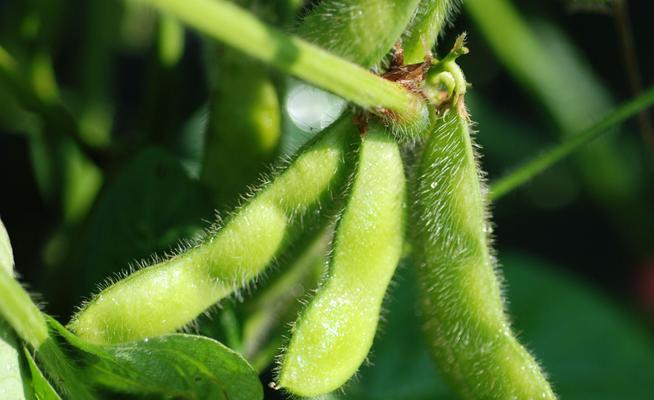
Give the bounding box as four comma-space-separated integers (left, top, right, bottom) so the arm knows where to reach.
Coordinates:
566, 1, 612, 15
613, 0, 654, 151
141, 0, 426, 123
490, 86, 654, 200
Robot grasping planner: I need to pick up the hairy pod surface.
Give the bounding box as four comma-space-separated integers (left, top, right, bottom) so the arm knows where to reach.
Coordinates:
411, 111, 556, 399
279, 124, 406, 397
69, 116, 358, 344
386, 102, 431, 142
298, 0, 421, 68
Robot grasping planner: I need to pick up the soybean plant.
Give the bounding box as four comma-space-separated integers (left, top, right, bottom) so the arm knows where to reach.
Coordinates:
72, 0, 423, 348
12, 0, 652, 397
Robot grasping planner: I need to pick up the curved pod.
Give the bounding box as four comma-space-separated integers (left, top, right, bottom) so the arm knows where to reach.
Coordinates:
201, 46, 281, 208
279, 124, 406, 396
69, 116, 357, 344
412, 111, 556, 399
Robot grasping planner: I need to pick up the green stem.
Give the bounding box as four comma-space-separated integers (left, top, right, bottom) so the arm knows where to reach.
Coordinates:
140, 0, 425, 122
490, 86, 654, 200
0, 270, 48, 348
403, 0, 460, 64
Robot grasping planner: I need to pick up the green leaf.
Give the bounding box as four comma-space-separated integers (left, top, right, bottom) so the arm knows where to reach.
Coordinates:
90, 335, 263, 399
167, 104, 208, 179
49, 319, 262, 400
502, 252, 654, 399
0, 320, 33, 400
24, 349, 60, 400
71, 147, 213, 300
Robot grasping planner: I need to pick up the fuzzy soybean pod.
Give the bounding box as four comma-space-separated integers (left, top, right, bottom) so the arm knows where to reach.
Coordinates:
201, 46, 281, 209
69, 116, 358, 345
412, 110, 556, 399
298, 0, 422, 68
278, 124, 406, 397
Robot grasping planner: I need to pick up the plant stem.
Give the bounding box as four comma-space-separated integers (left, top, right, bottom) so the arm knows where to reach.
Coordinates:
0, 270, 48, 348
0, 222, 47, 347
490, 86, 654, 200
613, 0, 654, 151
403, 0, 459, 64
140, 0, 425, 122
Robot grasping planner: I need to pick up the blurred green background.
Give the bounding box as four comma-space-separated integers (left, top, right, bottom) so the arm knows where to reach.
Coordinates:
1, 0, 654, 398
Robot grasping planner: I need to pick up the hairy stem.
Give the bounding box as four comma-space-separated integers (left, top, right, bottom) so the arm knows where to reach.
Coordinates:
403, 0, 460, 64
612, 0, 654, 151
140, 0, 426, 123
0, 270, 48, 349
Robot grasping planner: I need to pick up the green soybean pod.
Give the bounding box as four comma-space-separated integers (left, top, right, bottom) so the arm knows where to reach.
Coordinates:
69, 115, 358, 345
411, 110, 556, 399
279, 123, 406, 397
297, 0, 421, 68
201, 46, 281, 209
